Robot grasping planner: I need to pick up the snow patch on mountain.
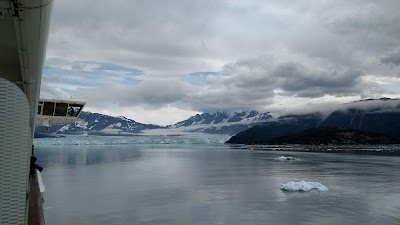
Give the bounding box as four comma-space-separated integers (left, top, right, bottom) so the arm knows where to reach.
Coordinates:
75, 121, 88, 129
35, 111, 164, 137
158, 111, 275, 135
35, 110, 275, 137
172, 111, 273, 128
58, 124, 70, 132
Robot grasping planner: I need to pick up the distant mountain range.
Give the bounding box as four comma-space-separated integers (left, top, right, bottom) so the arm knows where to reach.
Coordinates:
34, 110, 273, 137
227, 98, 400, 144
36, 98, 400, 140
35, 111, 163, 137
169, 111, 273, 135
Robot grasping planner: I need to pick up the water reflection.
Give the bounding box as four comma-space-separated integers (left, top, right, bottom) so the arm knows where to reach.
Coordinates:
36, 144, 400, 225
36, 145, 143, 168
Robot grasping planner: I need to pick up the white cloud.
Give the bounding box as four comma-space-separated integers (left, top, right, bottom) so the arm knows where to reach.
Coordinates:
41, 0, 400, 124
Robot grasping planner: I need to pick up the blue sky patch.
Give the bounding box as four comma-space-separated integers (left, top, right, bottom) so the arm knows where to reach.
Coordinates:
184, 71, 222, 86
43, 62, 143, 90
189, 71, 221, 77
97, 63, 144, 75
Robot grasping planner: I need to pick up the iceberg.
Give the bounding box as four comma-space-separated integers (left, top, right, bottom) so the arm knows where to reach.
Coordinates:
280, 180, 328, 192
33, 134, 230, 146
275, 156, 296, 161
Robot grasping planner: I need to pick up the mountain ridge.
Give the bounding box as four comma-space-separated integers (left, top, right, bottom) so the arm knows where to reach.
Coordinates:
260, 126, 400, 145
35, 110, 273, 137
35, 111, 164, 137
36, 98, 400, 138
227, 98, 400, 144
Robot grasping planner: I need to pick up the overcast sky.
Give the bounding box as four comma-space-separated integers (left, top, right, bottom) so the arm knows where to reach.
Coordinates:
42, 0, 400, 125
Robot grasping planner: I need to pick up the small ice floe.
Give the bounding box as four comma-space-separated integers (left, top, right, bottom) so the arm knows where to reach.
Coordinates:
275, 156, 296, 161
280, 180, 329, 192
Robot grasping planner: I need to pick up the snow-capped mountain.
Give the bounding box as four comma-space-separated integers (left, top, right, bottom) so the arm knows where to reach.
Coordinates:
168, 111, 274, 135
173, 111, 272, 127
35, 111, 163, 137
227, 98, 400, 144
35, 110, 274, 137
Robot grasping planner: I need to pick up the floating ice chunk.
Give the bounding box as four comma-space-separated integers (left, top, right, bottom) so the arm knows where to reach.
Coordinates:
280, 180, 328, 192
275, 156, 296, 161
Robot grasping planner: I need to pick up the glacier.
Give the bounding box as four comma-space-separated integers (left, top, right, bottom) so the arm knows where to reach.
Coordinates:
280, 180, 329, 192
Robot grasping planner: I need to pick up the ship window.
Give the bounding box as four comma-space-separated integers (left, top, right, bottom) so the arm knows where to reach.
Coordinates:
42, 102, 55, 116
54, 103, 68, 116
37, 105, 42, 115
68, 104, 83, 117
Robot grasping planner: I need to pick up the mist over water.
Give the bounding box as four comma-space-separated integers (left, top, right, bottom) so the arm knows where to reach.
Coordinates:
35, 136, 400, 225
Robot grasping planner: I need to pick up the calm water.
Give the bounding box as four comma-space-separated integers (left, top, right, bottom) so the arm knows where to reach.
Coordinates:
35, 136, 400, 225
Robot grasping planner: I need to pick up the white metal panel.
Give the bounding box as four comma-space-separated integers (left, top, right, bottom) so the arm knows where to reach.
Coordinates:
36, 115, 84, 126
39, 97, 86, 105
0, 78, 31, 225
13, 0, 53, 134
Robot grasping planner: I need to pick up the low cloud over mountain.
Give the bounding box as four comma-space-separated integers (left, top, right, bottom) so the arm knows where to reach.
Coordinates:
227, 98, 400, 144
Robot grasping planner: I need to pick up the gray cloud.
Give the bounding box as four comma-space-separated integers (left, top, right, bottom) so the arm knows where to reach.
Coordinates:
47, 0, 400, 77
213, 57, 377, 98
274, 63, 366, 97
77, 79, 192, 110
42, 0, 400, 123
44, 55, 384, 117
184, 87, 275, 113
47, 0, 226, 74
179, 57, 381, 112
381, 51, 400, 66
118, 79, 192, 108
40, 75, 69, 97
